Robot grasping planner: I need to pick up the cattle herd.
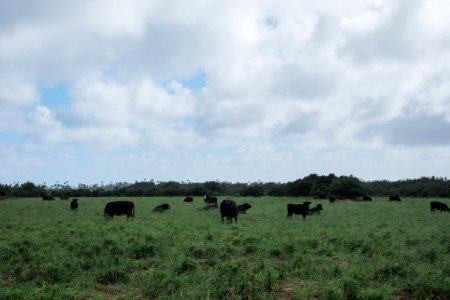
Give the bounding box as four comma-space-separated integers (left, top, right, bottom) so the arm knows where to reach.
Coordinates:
42, 194, 449, 223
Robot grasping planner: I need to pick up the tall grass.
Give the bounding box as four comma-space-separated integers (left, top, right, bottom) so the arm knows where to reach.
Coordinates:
0, 196, 449, 299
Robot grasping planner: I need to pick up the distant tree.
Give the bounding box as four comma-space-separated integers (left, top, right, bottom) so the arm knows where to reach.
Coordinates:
310, 173, 337, 198
329, 176, 367, 199
3, 175, 450, 199
310, 182, 330, 198
0, 184, 9, 197
156, 181, 183, 196
240, 185, 265, 197
268, 184, 288, 196
185, 185, 206, 196
286, 179, 311, 197
203, 181, 223, 194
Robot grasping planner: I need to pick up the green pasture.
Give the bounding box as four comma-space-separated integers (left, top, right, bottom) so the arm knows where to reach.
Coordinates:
0, 196, 449, 299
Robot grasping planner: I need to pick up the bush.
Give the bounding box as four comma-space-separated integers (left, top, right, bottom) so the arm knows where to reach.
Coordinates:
329, 176, 367, 199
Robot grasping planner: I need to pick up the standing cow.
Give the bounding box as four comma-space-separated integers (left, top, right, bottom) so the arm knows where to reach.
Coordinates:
430, 201, 449, 212
70, 198, 78, 211
42, 195, 55, 201
389, 195, 401, 201
287, 201, 311, 219
204, 195, 218, 204
104, 201, 135, 220
220, 199, 238, 224
183, 196, 194, 203
328, 195, 336, 204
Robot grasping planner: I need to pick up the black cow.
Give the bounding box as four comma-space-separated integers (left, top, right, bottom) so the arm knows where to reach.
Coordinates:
287, 201, 311, 219
183, 195, 194, 203
363, 196, 373, 201
197, 203, 218, 211
60, 196, 69, 200
389, 195, 401, 201
104, 201, 135, 219
237, 203, 252, 214
42, 195, 55, 201
220, 199, 238, 224
70, 198, 78, 211
204, 194, 218, 204
328, 195, 336, 204
430, 201, 449, 212
153, 203, 171, 213
308, 204, 323, 215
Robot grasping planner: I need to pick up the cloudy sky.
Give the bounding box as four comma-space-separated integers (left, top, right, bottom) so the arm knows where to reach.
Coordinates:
1, 0, 450, 185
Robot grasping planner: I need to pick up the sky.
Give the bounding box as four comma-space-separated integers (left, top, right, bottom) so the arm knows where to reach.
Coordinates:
1, 0, 450, 186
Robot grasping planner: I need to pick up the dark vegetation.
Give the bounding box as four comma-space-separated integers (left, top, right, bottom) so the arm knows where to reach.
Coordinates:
1, 174, 450, 199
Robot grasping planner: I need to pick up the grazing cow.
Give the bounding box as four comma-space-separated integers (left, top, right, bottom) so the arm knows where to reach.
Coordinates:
104, 201, 135, 220
363, 196, 373, 201
220, 199, 238, 224
153, 203, 171, 213
328, 195, 336, 204
70, 198, 78, 211
309, 204, 323, 215
204, 194, 218, 204
42, 195, 55, 201
430, 201, 449, 212
197, 203, 218, 211
183, 195, 194, 203
60, 196, 69, 200
287, 201, 311, 219
389, 195, 401, 201
237, 203, 252, 214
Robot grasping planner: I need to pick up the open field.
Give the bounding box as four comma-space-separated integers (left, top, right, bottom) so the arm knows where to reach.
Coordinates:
0, 196, 449, 299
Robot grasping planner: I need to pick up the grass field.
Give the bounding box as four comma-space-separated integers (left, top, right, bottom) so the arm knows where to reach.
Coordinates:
0, 196, 449, 299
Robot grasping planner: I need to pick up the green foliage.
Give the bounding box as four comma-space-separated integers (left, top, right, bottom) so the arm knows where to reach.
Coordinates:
203, 180, 223, 194
329, 176, 368, 199
0, 182, 46, 198
366, 176, 450, 197
2, 174, 450, 198
239, 185, 264, 197
268, 173, 338, 197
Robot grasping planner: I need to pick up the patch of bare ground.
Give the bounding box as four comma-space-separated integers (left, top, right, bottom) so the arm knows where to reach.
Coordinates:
275, 279, 307, 300
92, 284, 140, 300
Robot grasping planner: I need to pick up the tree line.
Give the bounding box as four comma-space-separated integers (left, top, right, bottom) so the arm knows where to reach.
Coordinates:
1, 174, 449, 199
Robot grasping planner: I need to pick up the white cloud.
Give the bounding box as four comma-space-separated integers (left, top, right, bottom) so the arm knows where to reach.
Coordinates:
0, 76, 38, 106
20, 75, 200, 149
340, 6, 391, 33
1, 0, 450, 184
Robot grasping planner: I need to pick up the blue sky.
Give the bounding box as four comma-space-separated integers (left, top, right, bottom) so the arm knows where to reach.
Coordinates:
1, 0, 450, 185
40, 83, 71, 109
